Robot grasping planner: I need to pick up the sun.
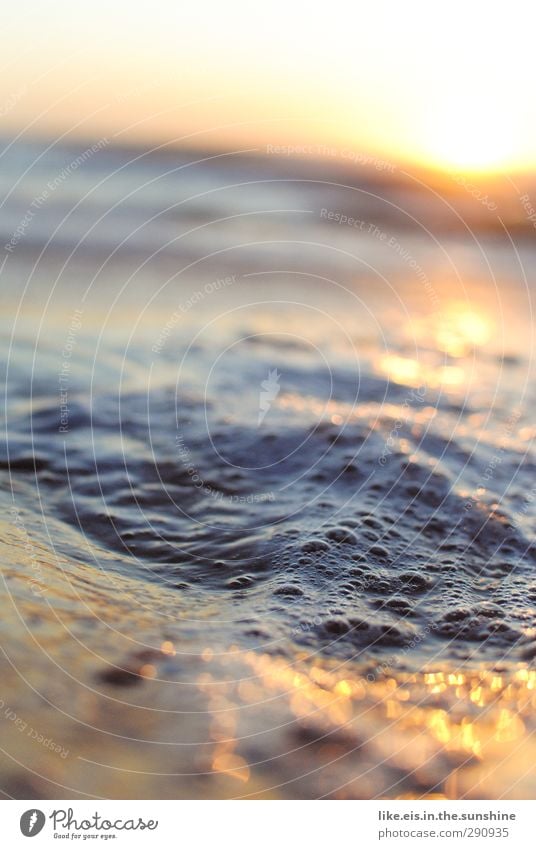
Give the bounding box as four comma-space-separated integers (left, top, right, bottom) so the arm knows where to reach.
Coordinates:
419, 93, 520, 174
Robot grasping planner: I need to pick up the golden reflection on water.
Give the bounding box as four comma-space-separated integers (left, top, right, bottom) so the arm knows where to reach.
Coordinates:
378, 304, 494, 389
435, 308, 492, 358
378, 303, 494, 390
200, 649, 536, 797
379, 354, 466, 389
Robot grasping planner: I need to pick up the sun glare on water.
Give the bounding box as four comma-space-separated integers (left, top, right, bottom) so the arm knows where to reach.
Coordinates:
436, 307, 492, 356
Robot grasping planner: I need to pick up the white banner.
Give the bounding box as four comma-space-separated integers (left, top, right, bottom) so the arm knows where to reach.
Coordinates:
2, 800, 534, 848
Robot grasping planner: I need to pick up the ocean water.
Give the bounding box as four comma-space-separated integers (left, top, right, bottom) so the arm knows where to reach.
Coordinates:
1, 139, 536, 798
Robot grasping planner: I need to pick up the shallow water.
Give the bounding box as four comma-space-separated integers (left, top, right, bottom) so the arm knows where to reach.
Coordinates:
1, 141, 536, 798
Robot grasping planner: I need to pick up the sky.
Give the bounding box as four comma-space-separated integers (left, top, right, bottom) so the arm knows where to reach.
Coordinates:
1, 0, 535, 174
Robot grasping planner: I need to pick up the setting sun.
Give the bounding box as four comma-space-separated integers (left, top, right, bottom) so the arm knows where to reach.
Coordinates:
420, 94, 523, 173
1, 1, 534, 175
